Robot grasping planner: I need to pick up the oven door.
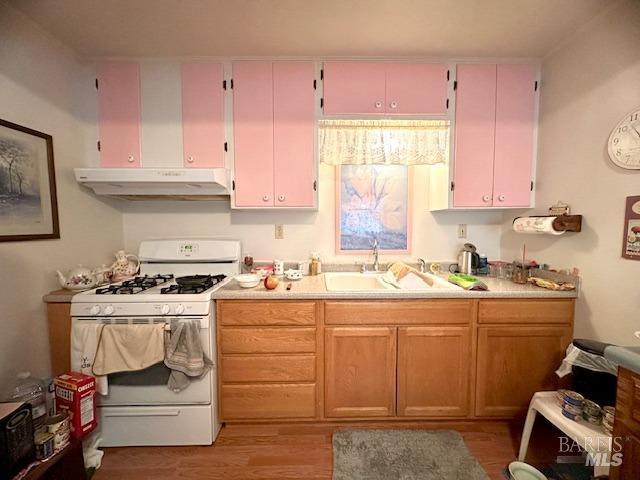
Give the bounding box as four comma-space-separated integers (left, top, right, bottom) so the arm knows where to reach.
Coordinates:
75, 316, 213, 407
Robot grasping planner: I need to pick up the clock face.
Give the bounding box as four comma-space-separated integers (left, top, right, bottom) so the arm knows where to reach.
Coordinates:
608, 108, 640, 169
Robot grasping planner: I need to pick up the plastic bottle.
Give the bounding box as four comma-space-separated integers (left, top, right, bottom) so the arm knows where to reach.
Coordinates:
5, 372, 48, 428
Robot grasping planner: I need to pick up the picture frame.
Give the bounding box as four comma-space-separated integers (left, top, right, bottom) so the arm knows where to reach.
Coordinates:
0, 119, 59, 242
335, 164, 412, 255
622, 195, 640, 260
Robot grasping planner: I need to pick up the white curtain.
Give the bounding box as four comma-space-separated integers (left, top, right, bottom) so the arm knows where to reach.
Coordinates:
319, 119, 449, 166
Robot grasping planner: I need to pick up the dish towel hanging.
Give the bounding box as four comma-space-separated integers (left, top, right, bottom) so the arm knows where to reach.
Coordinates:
164, 319, 212, 392
92, 323, 165, 376
70, 323, 108, 395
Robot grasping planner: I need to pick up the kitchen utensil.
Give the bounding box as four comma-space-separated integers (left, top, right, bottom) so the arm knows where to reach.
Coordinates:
453, 243, 480, 274
508, 461, 548, 480
284, 269, 302, 281
175, 275, 212, 287
235, 274, 260, 288
56, 265, 98, 291
286, 283, 292, 291
110, 250, 140, 282
273, 259, 284, 275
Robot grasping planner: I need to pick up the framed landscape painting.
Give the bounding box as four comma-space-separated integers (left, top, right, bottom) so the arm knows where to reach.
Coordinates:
336, 165, 411, 254
0, 119, 59, 241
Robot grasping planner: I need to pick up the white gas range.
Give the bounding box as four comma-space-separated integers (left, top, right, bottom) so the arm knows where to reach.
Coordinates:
71, 238, 241, 447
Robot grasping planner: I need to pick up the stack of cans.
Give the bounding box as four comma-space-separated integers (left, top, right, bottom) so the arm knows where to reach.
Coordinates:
558, 390, 584, 422
602, 406, 615, 435
582, 399, 602, 425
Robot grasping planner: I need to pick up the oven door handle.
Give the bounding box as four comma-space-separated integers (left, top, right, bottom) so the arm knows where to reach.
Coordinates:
102, 409, 181, 418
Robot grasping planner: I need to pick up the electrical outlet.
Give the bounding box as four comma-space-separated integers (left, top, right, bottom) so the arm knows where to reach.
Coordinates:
458, 224, 467, 239
275, 224, 284, 239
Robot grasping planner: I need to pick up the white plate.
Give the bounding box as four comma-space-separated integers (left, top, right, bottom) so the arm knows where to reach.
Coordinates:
508, 462, 547, 480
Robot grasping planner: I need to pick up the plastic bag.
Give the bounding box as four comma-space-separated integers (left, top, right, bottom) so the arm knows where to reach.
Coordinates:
555, 344, 618, 378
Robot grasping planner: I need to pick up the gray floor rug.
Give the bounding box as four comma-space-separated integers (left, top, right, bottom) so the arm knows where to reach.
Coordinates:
333, 429, 489, 480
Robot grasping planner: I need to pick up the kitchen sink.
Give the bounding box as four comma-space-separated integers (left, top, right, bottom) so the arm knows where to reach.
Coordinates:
323, 272, 460, 292
324, 272, 393, 291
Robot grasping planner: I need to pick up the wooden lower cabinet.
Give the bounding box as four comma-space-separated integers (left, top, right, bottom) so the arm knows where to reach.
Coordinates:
475, 325, 572, 417
221, 383, 316, 420
397, 326, 471, 417
324, 327, 396, 418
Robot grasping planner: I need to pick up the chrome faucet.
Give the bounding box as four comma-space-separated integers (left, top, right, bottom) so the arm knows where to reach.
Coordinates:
372, 238, 380, 272
417, 258, 427, 273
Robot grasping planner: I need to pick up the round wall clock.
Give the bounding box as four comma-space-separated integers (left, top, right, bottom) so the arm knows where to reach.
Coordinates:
608, 107, 640, 169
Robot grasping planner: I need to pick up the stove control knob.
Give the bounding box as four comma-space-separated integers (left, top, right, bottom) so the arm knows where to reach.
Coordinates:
104, 305, 115, 316
161, 304, 171, 315
175, 304, 185, 315
90, 305, 101, 315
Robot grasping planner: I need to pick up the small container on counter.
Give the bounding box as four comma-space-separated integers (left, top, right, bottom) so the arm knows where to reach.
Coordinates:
45, 412, 70, 450
34, 432, 55, 460
309, 253, 321, 275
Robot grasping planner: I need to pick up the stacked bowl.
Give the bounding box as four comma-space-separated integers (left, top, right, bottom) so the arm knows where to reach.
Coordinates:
602, 406, 615, 435
559, 390, 584, 422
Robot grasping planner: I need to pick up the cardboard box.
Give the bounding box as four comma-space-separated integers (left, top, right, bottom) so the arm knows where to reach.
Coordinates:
54, 372, 96, 439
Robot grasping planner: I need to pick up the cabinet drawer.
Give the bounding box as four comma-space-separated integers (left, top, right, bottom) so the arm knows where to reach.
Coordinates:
221, 383, 316, 420
478, 299, 574, 325
325, 300, 473, 325
219, 301, 316, 326
221, 355, 316, 383
220, 327, 316, 354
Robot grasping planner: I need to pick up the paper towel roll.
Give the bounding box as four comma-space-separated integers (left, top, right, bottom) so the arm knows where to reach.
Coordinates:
513, 216, 565, 235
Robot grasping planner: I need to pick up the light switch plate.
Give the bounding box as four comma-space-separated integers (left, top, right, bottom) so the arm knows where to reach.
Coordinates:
275, 224, 284, 239
458, 224, 467, 239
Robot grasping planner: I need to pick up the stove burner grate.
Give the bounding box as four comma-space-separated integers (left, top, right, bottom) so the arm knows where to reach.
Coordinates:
161, 274, 226, 294
95, 274, 174, 295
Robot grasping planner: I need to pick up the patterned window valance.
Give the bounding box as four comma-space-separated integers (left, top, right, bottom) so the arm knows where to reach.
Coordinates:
319, 119, 450, 166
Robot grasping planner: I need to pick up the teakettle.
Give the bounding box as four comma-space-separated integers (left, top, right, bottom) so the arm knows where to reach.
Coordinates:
451, 243, 480, 275
56, 265, 98, 291
110, 250, 140, 282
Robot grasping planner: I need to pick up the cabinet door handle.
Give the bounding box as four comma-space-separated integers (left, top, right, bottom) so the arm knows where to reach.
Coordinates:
127, 155, 135, 163
186, 155, 194, 163
482, 195, 491, 203
262, 195, 270, 202
278, 195, 285, 202
374, 101, 382, 109
389, 101, 398, 109
498, 194, 505, 202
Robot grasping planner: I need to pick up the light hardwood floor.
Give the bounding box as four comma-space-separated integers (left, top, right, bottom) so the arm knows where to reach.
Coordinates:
94, 421, 537, 480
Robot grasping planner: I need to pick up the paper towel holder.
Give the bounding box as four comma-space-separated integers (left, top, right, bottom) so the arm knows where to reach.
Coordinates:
513, 214, 582, 233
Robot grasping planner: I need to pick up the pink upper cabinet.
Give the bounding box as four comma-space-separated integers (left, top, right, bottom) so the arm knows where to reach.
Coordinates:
181, 63, 225, 168
492, 64, 536, 207
273, 63, 316, 208
385, 63, 448, 115
97, 63, 142, 167
323, 63, 386, 115
452, 64, 497, 208
232, 62, 274, 207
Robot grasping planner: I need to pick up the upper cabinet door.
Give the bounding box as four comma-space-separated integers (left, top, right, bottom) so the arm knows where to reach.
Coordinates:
385, 64, 448, 115
453, 64, 497, 208
97, 63, 142, 167
181, 63, 225, 168
273, 63, 316, 208
232, 62, 274, 207
323, 63, 386, 115
492, 64, 536, 207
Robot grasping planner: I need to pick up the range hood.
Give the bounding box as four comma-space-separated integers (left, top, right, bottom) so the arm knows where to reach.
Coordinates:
74, 168, 230, 199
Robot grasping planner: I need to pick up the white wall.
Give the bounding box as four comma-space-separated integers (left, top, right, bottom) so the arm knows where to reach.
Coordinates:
500, 0, 640, 345
0, 2, 124, 386
122, 164, 503, 265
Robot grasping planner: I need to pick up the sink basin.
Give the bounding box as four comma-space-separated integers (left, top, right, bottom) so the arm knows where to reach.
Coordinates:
323, 272, 460, 292
324, 273, 393, 291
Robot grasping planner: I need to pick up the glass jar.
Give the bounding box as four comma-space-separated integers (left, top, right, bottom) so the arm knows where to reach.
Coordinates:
5, 372, 48, 428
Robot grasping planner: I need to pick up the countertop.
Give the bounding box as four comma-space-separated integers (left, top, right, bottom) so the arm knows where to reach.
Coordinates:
213, 273, 579, 300
43, 289, 79, 303
604, 345, 640, 375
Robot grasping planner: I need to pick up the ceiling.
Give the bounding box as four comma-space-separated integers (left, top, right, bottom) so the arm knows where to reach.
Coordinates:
7, 0, 609, 58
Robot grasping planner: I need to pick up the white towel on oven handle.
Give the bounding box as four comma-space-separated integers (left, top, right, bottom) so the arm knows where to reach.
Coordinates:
70, 322, 109, 395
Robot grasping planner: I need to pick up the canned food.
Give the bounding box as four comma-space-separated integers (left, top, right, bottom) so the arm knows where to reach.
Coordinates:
556, 389, 569, 407
561, 408, 582, 422
583, 400, 602, 417
602, 406, 615, 422
562, 401, 583, 416
562, 390, 584, 406
34, 432, 55, 460
45, 412, 70, 450
583, 412, 602, 425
